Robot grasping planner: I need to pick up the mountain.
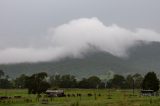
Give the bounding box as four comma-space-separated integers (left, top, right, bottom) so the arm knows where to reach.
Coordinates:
1, 42, 160, 78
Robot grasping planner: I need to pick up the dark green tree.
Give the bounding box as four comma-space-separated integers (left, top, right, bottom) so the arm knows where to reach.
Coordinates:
78, 76, 101, 89
0, 75, 12, 88
49, 74, 77, 88
142, 72, 159, 92
14, 74, 28, 88
0, 70, 4, 79
126, 74, 133, 89
78, 78, 90, 88
110, 74, 126, 89
133, 73, 143, 89
0, 70, 13, 88
59, 74, 77, 88
87, 76, 101, 88
49, 74, 61, 88
26, 72, 50, 94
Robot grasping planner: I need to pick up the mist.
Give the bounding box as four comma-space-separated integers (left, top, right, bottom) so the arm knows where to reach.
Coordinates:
0, 17, 160, 64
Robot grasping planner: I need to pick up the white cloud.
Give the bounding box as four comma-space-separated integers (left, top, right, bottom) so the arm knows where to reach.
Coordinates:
0, 17, 160, 64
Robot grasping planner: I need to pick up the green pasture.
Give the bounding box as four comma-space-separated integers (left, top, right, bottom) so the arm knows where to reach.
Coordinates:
0, 89, 160, 106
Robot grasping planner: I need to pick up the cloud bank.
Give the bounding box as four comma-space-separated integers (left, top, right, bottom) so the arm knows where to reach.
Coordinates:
0, 17, 160, 64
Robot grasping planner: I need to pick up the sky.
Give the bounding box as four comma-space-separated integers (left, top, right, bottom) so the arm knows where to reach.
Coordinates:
0, 0, 160, 64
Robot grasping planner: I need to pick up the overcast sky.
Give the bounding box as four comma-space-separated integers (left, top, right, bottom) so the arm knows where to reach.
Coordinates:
0, 0, 160, 64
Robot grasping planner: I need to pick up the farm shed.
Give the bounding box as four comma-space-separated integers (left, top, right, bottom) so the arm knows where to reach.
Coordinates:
141, 90, 158, 96
46, 90, 65, 97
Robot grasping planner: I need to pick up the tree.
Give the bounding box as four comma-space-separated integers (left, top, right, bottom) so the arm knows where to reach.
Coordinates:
78, 76, 101, 89
0, 70, 4, 79
125, 73, 143, 89
59, 74, 77, 88
26, 72, 50, 94
0, 70, 13, 88
49, 74, 77, 88
100, 71, 114, 88
110, 74, 126, 89
126, 74, 133, 89
78, 78, 90, 88
49, 74, 61, 88
0, 75, 12, 88
142, 72, 159, 92
14, 74, 28, 88
132, 73, 143, 89
87, 76, 101, 88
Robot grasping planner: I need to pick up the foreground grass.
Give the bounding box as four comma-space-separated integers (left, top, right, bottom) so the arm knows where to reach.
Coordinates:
0, 89, 160, 106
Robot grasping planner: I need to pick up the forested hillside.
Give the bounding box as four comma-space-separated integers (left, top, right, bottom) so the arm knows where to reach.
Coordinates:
1, 42, 160, 78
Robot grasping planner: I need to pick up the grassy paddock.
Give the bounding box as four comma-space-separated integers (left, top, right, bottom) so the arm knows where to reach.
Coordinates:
0, 89, 160, 106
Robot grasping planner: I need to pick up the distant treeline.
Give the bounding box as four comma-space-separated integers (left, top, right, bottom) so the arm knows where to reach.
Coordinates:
0, 70, 159, 94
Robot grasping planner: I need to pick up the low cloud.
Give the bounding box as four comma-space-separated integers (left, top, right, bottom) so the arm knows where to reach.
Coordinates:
1, 17, 160, 64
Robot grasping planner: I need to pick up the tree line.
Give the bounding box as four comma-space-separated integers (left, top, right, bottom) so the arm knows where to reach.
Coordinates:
0, 70, 159, 94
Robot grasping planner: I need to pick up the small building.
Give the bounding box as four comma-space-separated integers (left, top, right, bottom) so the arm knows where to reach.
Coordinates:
141, 90, 158, 96
46, 90, 65, 97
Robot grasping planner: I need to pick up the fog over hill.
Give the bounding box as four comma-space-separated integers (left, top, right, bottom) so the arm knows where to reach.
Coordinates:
1, 18, 160, 64
1, 41, 160, 78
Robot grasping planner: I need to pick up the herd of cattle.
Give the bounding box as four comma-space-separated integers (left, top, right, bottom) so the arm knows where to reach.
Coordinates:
0, 93, 102, 104
61, 93, 101, 97
0, 96, 33, 104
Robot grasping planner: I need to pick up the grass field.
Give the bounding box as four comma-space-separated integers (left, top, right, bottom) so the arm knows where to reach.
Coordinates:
0, 89, 160, 106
